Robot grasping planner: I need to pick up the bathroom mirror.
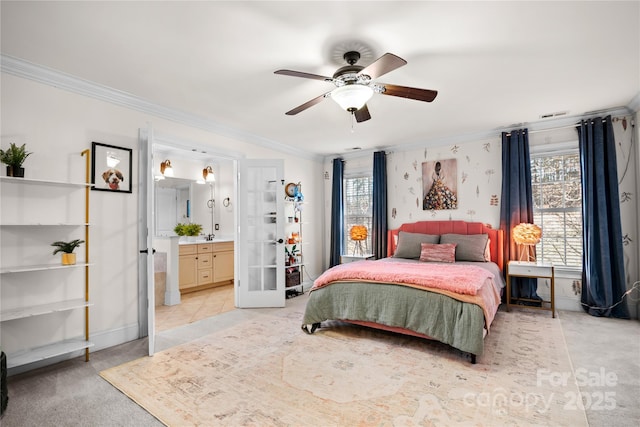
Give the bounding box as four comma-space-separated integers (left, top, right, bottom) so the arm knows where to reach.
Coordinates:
155, 177, 193, 236
191, 182, 219, 237
155, 178, 220, 237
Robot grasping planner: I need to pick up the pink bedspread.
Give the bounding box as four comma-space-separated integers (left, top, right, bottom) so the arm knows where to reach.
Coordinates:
313, 260, 492, 296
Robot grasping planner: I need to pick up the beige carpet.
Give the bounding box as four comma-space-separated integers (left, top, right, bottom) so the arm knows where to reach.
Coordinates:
100, 305, 588, 426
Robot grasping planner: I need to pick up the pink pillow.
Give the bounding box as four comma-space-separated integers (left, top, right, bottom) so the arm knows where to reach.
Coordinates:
420, 243, 457, 263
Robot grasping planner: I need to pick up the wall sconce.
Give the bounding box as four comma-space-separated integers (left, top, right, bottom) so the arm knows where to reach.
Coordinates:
350, 225, 368, 256
202, 165, 215, 182
512, 223, 542, 262
160, 159, 174, 177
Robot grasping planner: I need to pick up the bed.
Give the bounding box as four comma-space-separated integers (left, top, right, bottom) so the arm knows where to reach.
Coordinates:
301, 220, 505, 363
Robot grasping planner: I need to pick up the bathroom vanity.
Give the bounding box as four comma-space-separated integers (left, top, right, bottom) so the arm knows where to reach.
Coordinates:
178, 240, 234, 293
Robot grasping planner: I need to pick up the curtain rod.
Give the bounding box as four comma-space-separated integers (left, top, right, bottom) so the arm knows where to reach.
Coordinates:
504, 117, 614, 137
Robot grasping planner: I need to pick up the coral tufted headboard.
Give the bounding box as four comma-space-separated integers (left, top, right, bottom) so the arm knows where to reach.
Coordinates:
387, 220, 504, 271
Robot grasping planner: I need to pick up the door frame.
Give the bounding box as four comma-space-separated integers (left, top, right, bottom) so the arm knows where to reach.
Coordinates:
138, 128, 248, 353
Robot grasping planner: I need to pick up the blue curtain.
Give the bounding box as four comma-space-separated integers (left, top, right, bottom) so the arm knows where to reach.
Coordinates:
500, 129, 540, 301
578, 116, 629, 318
372, 151, 387, 259
329, 158, 344, 267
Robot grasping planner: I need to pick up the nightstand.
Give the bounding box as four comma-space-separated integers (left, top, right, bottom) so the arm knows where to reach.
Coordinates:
506, 261, 555, 318
341, 254, 374, 264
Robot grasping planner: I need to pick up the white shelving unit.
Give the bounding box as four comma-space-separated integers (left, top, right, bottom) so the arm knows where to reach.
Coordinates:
284, 199, 309, 298
0, 151, 93, 370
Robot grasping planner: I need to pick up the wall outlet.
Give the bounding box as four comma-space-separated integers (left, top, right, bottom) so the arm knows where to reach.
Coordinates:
215, 224, 220, 230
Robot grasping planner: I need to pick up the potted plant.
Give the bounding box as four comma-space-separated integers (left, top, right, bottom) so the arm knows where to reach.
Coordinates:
51, 239, 84, 265
0, 143, 32, 178
174, 223, 203, 241
285, 244, 299, 266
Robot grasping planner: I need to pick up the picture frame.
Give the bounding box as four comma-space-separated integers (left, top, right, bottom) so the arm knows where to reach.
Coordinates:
422, 158, 458, 210
91, 142, 133, 193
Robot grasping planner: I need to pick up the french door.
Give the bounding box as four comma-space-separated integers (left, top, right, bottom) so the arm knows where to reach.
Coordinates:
138, 131, 286, 356
236, 159, 285, 308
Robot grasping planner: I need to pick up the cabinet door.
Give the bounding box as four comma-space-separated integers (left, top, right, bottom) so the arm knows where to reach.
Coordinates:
178, 255, 198, 290
213, 251, 234, 282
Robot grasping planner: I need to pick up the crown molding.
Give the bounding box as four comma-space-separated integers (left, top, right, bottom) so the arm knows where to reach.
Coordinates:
1, 54, 322, 162
326, 105, 635, 162
628, 91, 640, 113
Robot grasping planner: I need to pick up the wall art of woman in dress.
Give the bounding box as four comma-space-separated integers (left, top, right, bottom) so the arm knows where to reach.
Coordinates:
422, 159, 458, 210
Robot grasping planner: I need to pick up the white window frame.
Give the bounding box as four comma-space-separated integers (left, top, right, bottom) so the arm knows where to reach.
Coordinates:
343, 170, 373, 256
530, 141, 583, 272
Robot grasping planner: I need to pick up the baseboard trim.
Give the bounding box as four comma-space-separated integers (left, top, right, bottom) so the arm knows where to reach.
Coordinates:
7, 324, 140, 376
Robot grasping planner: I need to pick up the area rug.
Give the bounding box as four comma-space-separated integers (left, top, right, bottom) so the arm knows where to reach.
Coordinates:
100, 304, 588, 426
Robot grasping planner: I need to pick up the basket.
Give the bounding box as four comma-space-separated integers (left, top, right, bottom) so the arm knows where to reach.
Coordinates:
286, 269, 301, 287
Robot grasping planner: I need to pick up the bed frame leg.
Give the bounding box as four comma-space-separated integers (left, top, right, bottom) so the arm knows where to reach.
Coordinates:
470, 354, 477, 364
301, 323, 320, 334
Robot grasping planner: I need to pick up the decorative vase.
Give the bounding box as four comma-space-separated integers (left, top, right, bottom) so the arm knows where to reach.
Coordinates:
187, 236, 197, 242
6, 166, 25, 178
61, 253, 76, 265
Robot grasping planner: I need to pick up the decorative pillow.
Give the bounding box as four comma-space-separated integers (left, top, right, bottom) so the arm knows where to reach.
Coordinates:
419, 243, 456, 263
439, 233, 490, 262
393, 231, 440, 259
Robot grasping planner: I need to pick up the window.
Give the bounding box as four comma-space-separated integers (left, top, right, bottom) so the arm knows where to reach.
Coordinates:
531, 151, 583, 267
344, 175, 373, 255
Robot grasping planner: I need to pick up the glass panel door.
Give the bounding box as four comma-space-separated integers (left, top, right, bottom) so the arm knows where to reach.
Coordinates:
237, 159, 285, 307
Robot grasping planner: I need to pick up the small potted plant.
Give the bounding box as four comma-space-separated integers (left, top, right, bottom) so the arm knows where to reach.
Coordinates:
285, 244, 299, 266
51, 239, 84, 265
174, 223, 203, 241
0, 143, 32, 178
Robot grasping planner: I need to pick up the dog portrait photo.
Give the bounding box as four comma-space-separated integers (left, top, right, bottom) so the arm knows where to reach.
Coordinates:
91, 142, 132, 193
102, 168, 124, 191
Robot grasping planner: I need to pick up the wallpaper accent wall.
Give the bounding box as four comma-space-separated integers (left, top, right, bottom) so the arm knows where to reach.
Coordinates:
386, 138, 502, 230
612, 116, 638, 319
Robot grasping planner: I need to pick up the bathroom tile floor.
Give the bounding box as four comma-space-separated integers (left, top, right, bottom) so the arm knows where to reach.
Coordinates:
155, 284, 235, 332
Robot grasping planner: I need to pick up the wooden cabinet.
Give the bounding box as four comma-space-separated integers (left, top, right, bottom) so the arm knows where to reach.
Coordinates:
213, 241, 234, 282
178, 241, 234, 293
196, 244, 213, 286
178, 245, 198, 290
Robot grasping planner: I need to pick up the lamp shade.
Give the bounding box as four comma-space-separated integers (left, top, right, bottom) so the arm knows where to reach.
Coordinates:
512, 223, 542, 245
331, 84, 373, 111
350, 225, 368, 241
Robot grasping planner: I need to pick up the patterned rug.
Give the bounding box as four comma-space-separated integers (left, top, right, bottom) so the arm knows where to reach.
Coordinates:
100, 303, 588, 426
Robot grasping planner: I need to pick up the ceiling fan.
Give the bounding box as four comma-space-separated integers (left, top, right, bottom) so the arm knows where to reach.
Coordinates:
274, 51, 438, 123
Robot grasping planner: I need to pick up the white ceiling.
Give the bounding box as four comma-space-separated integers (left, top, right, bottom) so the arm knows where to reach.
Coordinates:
2, 1, 639, 157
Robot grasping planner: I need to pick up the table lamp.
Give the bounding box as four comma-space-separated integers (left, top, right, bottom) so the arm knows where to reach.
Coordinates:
350, 225, 368, 256
512, 223, 542, 262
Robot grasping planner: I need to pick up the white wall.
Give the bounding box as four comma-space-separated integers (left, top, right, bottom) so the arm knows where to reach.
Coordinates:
1, 73, 323, 369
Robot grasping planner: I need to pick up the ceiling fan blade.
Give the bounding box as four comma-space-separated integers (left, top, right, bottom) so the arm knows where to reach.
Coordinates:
285, 92, 330, 115
359, 53, 407, 80
379, 83, 438, 102
354, 105, 371, 123
274, 69, 333, 82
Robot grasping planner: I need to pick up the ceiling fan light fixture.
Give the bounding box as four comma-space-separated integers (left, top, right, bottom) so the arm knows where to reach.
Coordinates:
331, 84, 373, 112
